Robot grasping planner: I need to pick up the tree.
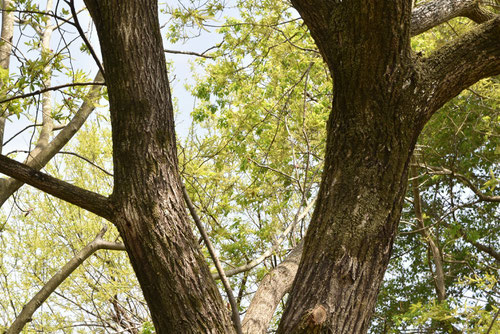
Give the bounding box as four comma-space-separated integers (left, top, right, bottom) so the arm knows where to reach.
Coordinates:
0, 0, 498, 333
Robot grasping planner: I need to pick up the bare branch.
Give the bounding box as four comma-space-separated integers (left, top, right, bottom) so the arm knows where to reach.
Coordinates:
181, 184, 243, 334
58, 151, 113, 176
411, 0, 495, 36
242, 241, 304, 334
66, 0, 105, 75
0, 154, 113, 220
6, 226, 125, 334
164, 48, 215, 59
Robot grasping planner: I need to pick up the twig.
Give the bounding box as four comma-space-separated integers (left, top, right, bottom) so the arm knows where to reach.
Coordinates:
1, 8, 74, 26
6, 149, 114, 177
3, 124, 42, 146
58, 151, 113, 176
486, 307, 500, 334
248, 157, 298, 182
66, 0, 105, 75
0, 82, 105, 104
164, 48, 214, 59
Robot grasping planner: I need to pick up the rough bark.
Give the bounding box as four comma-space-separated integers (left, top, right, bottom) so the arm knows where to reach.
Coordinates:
411, 0, 494, 36
82, 1, 235, 332
277, 2, 417, 333
276, 0, 499, 333
1, 0, 498, 333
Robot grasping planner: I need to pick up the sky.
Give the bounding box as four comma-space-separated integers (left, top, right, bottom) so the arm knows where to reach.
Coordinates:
1, 0, 227, 158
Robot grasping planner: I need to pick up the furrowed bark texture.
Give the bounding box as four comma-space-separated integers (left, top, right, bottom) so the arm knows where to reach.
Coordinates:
82, 1, 234, 333
277, 1, 499, 333
410, 0, 494, 35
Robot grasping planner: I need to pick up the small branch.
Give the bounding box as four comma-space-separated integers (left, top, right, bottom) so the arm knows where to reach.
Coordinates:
6, 226, 125, 334
0, 81, 105, 104
0, 154, 113, 220
248, 157, 299, 183
181, 184, 242, 334
486, 308, 500, 334
271, 26, 320, 53
5, 149, 113, 177
216, 198, 316, 279
3, 124, 43, 146
1, 8, 75, 26
66, 0, 105, 75
164, 48, 214, 59
415, 163, 500, 202
58, 151, 113, 176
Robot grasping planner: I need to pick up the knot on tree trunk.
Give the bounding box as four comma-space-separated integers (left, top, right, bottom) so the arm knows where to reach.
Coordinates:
298, 305, 327, 332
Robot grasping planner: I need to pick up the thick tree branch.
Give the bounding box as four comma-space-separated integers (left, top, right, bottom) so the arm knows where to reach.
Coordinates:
469, 239, 500, 262
0, 71, 104, 206
6, 226, 125, 334
419, 16, 500, 118
242, 241, 304, 334
0, 154, 113, 220
411, 0, 495, 36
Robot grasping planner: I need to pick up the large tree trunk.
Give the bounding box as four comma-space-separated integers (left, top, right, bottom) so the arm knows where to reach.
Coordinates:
277, 2, 419, 332
82, 1, 235, 333
277, 0, 500, 333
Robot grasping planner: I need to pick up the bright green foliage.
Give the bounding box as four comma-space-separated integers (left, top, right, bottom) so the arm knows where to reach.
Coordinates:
178, 0, 330, 306
1, 121, 149, 332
